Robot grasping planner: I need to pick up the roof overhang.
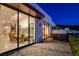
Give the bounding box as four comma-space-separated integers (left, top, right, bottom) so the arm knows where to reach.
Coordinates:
1, 3, 45, 19
23, 3, 45, 18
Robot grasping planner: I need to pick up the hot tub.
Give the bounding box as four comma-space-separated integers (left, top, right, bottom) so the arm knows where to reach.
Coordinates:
52, 29, 68, 42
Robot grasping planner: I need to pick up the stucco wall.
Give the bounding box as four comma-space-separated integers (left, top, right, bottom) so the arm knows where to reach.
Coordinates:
36, 19, 43, 43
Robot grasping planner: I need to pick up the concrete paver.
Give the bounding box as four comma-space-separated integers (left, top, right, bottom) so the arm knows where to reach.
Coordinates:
10, 38, 72, 56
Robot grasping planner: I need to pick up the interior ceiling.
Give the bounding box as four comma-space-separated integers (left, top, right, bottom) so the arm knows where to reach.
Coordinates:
0, 4, 35, 25
0, 5, 27, 24
0, 5, 16, 24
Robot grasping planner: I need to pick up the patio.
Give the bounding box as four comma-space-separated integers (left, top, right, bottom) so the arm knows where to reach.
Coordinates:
10, 38, 72, 56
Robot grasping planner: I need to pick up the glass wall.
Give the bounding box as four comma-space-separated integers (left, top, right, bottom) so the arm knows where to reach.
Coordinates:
46, 23, 49, 37
19, 12, 29, 47
42, 22, 45, 39
45, 23, 47, 38
48, 25, 51, 37
0, 4, 36, 54
42, 21, 51, 39
30, 17, 36, 44
0, 5, 17, 53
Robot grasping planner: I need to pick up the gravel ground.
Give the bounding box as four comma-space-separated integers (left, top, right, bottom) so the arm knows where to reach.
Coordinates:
10, 38, 72, 56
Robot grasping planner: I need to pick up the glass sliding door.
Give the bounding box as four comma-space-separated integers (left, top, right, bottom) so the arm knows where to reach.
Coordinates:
30, 16, 36, 44
47, 24, 49, 37
42, 21, 45, 39
0, 4, 37, 54
48, 25, 50, 37
43, 22, 51, 39
19, 12, 29, 47
45, 23, 47, 38
0, 5, 17, 53
46, 23, 48, 38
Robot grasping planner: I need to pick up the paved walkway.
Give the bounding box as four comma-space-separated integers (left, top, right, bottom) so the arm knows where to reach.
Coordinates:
10, 38, 72, 56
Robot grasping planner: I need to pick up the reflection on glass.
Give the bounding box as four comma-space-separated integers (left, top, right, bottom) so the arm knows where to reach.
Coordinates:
47, 24, 49, 37
45, 23, 47, 38
0, 5, 17, 53
30, 17, 35, 44
0, 4, 37, 53
43, 22, 51, 39
42, 22, 45, 39
19, 12, 29, 47
48, 25, 50, 37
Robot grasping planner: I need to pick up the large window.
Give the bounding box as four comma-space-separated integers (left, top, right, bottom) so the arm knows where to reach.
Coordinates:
30, 17, 36, 44
42, 22, 45, 39
46, 23, 49, 37
45, 23, 47, 38
42, 21, 51, 39
19, 12, 29, 47
0, 4, 36, 54
0, 5, 17, 53
48, 25, 51, 37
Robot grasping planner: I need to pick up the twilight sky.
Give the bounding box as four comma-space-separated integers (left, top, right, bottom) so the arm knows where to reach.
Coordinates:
37, 3, 79, 25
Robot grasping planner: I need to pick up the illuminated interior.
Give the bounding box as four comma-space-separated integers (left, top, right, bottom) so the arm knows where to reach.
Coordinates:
0, 4, 36, 53
19, 12, 29, 47
30, 17, 36, 44
0, 5, 17, 53
42, 21, 51, 39
42, 22, 45, 39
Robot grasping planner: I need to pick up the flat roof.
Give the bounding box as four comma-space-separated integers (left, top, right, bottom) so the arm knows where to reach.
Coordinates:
23, 3, 45, 18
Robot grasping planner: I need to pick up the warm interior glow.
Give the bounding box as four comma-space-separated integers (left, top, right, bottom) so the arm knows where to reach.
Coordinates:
0, 4, 36, 53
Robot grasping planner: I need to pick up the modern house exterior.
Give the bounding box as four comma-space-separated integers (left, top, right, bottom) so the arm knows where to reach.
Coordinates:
0, 3, 55, 55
